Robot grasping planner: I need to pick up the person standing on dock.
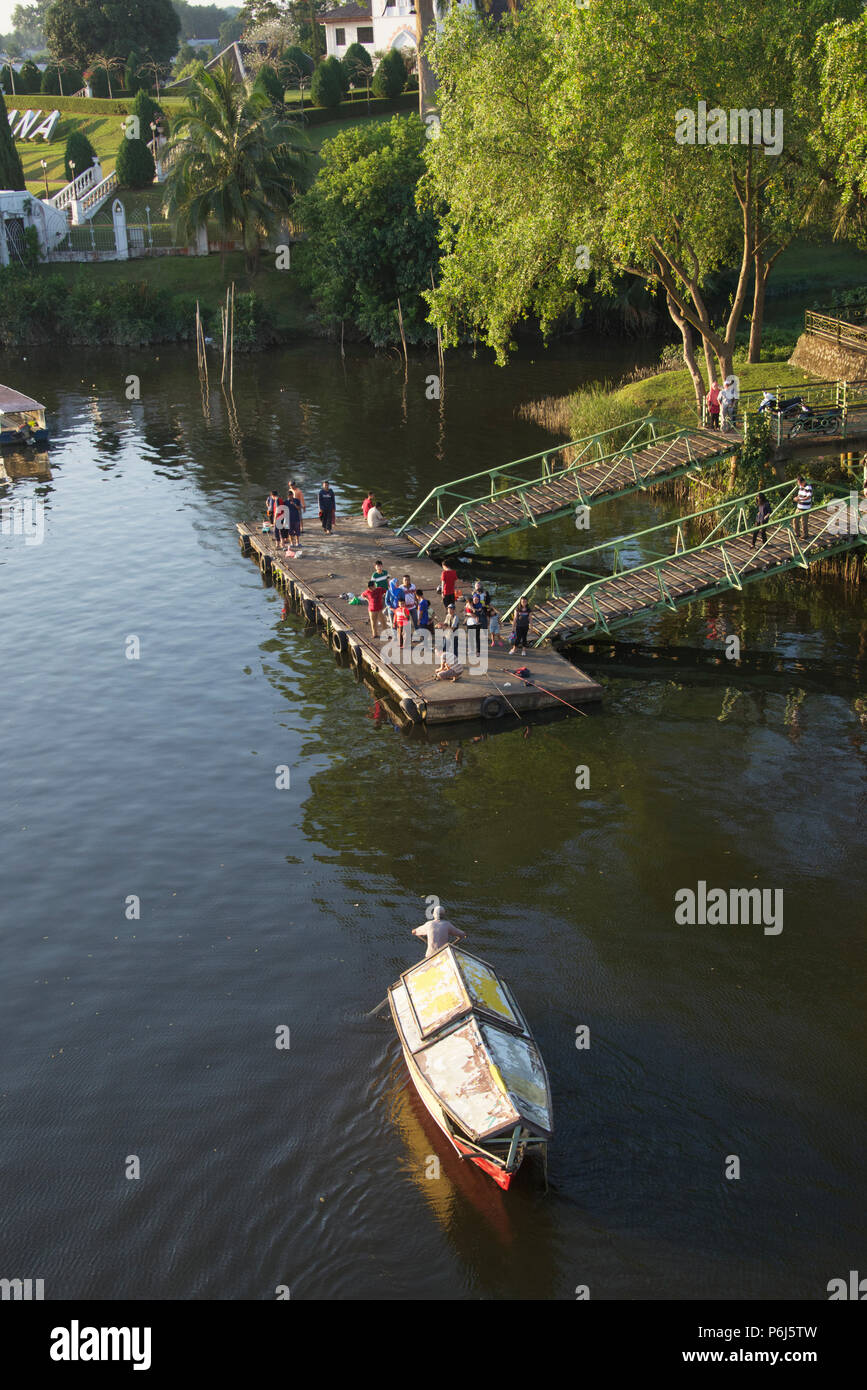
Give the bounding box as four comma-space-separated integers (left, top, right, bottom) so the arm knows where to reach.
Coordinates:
318, 481, 336, 534
510, 597, 532, 655
286, 492, 302, 549
412, 905, 466, 958
438, 563, 458, 614
794, 476, 813, 540
266, 491, 279, 526
288, 480, 305, 531
361, 581, 387, 638
370, 560, 389, 591
273, 496, 289, 548
438, 603, 461, 659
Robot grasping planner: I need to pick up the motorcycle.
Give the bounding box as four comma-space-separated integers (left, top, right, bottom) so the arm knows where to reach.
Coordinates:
788, 403, 842, 437
758, 393, 804, 418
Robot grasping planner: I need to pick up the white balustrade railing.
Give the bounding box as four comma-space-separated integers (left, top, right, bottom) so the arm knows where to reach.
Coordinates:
79, 171, 118, 217
51, 163, 101, 212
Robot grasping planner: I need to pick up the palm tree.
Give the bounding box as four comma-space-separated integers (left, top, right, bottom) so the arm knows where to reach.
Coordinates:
162, 60, 310, 274
89, 53, 122, 99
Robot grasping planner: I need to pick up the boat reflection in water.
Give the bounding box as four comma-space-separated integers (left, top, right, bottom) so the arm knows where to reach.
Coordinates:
387, 945, 553, 1191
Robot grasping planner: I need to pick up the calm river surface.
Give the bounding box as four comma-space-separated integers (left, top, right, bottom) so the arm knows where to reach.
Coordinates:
1, 338, 865, 1300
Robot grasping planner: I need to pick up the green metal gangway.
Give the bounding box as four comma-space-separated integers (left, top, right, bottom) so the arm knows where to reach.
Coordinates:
396, 417, 739, 556
501, 480, 867, 646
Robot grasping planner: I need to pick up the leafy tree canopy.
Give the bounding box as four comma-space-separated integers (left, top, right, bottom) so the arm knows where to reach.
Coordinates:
295, 114, 439, 345
422, 0, 859, 391
163, 59, 309, 271
44, 0, 181, 67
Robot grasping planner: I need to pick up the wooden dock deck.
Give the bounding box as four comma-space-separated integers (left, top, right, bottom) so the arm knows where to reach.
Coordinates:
236, 516, 602, 725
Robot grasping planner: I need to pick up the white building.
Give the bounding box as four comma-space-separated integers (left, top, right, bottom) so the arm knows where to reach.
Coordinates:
319, 3, 419, 63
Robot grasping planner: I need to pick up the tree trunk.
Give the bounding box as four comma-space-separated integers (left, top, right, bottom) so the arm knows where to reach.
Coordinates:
416, 0, 438, 119
667, 294, 705, 412
748, 258, 769, 363
702, 337, 716, 391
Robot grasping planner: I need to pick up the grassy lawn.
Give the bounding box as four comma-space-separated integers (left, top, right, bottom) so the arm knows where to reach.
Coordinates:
617, 363, 818, 428
19, 113, 126, 195
46, 252, 314, 336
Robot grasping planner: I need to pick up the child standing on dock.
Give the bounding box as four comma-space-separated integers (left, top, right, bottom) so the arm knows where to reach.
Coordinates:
273, 497, 289, 547
370, 560, 389, 592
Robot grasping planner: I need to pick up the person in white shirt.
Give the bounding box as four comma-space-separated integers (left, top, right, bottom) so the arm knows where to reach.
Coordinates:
366, 504, 387, 528
273, 498, 289, 547
412, 906, 466, 958
724, 373, 740, 426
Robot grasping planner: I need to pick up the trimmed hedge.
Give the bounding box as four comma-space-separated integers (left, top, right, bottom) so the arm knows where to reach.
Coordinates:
301, 91, 418, 127
5, 94, 186, 117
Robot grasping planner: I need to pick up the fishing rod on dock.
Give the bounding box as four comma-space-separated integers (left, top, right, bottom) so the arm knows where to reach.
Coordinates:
512, 670, 588, 716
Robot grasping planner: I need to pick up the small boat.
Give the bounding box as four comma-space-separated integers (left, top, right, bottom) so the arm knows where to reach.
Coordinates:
388, 944, 553, 1190
0, 385, 48, 447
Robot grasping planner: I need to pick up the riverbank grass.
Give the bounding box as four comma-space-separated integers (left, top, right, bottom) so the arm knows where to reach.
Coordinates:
48, 253, 314, 337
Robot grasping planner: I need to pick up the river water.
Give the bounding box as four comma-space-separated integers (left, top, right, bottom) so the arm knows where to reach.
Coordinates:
1, 339, 864, 1301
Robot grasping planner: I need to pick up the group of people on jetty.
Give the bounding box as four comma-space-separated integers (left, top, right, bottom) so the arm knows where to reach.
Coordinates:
263, 482, 534, 680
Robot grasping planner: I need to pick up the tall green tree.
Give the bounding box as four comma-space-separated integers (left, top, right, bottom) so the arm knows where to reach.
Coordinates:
295, 114, 439, 344
44, 0, 180, 67
422, 0, 858, 399
163, 59, 309, 272
816, 13, 867, 238
0, 86, 26, 189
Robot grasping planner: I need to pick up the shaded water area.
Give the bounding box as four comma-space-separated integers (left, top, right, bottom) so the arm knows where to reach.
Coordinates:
1, 338, 865, 1300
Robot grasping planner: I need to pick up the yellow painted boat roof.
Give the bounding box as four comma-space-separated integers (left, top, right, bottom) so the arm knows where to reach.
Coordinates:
390, 946, 553, 1142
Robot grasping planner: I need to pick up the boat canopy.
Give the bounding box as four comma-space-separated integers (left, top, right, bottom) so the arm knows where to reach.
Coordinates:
392, 947, 553, 1143
0, 385, 46, 416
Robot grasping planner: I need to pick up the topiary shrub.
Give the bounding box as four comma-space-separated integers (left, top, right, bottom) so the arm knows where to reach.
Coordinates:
131, 88, 165, 141
88, 68, 111, 98
372, 50, 406, 100
115, 134, 156, 188
125, 50, 145, 96
311, 57, 343, 110
17, 59, 41, 94
64, 129, 98, 182
342, 43, 372, 90
280, 46, 314, 87
40, 65, 83, 95
256, 64, 285, 108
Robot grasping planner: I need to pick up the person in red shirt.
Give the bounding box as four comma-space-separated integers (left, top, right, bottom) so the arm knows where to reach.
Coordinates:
361, 583, 386, 638
439, 564, 458, 613
362, 493, 376, 518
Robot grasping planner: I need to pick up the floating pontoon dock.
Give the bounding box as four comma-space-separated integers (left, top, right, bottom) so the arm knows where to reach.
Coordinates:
236, 516, 602, 725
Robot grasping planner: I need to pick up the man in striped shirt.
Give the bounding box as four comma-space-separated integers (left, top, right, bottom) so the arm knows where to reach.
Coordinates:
794, 476, 813, 540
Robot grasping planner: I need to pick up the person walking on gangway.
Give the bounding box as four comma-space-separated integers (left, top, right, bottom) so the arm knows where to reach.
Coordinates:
794, 476, 813, 541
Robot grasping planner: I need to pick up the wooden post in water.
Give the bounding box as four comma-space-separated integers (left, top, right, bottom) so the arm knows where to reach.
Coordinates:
229, 281, 235, 395
397, 298, 408, 379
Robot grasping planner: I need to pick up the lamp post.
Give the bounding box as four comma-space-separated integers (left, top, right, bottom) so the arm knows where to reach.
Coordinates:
145, 204, 151, 246
41, 158, 49, 198
69, 159, 76, 184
